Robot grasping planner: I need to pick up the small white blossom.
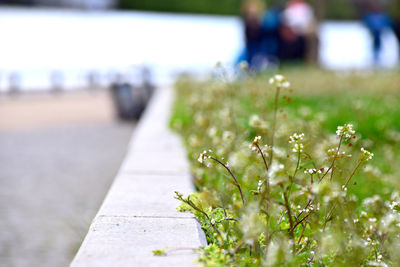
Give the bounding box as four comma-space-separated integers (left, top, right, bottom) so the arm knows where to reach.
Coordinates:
289, 133, 305, 143
336, 124, 355, 138
304, 168, 317, 175
289, 133, 305, 153
269, 74, 291, 88
389, 201, 400, 211
198, 150, 210, 164
249, 136, 262, 151
361, 147, 374, 161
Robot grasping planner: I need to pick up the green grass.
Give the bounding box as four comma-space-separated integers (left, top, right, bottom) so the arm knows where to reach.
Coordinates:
171, 67, 400, 201
170, 68, 400, 265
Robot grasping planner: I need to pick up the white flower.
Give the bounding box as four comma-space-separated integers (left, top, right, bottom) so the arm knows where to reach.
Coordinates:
336, 124, 355, 138
289, 133, 304, 143
198, 150, 210, 164
304, 168, 317, 175
292, 143, 304, 153
249, 136, 262, 151
361, 147, 374, 161
289, 133, 304, 153
389, 201, 400, 211
269, 74, 291, 88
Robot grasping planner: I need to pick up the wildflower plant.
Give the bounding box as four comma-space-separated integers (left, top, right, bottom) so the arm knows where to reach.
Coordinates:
171, 73, 400, 266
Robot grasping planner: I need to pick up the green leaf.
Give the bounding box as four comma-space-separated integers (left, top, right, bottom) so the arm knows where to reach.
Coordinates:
299, 160, 314, 169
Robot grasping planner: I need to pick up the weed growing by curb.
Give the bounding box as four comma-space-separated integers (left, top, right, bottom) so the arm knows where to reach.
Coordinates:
172, 72, 400, 266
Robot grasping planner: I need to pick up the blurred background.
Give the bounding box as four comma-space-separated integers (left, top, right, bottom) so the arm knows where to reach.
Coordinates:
0, 0, 399, 266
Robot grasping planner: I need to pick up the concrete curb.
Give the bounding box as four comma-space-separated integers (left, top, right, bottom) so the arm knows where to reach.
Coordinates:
71, 87, 207, 267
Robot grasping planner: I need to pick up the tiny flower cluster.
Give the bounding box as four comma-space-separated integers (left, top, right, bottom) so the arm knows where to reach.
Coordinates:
289, 132, 304, 143
327, 147, 352, 158
389, 201, 400, 211
361, 147, 374, 161
249, 136, 261, 151
303, 168, 323, 175
289, 133, 305, 153
269, 74, 291, 89
336, 124, 356, 138
198, 150, 212, 164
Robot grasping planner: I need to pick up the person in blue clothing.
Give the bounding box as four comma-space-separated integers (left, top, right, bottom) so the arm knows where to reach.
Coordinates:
237, 0, 317, 71
238, 0, 282, 71
239, 0, 266, 70
363, 1, 393, 65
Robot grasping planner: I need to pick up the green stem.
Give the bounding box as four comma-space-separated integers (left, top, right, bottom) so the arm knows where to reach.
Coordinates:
269, 86, 281, 166
256, 143, 270, 211
283, 190, 296, 254
319, 135, 343, 183
209, 157, 245, 206
343, 160, 362, 189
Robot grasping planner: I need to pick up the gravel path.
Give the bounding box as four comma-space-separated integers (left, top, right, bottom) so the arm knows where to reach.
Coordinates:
0, 91, 135, 267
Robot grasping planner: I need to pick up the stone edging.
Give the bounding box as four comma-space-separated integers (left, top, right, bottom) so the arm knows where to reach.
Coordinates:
71, 87, 207, 267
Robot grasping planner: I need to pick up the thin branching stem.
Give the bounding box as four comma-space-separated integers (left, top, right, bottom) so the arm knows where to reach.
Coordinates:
269, 86, 281, 166
291, 212, 310, 233
255, 143, 270, 211
175, 193, 223, 238
283, 190, 296, 253
323, 202, 337, 229
319, 135, 344, 183
297, 223, 307, 245
255, 143, 269, 173
343, 160, 362, 188
293, 150, 301, 178
209, 156, 245, 206
296, 199, 312, 221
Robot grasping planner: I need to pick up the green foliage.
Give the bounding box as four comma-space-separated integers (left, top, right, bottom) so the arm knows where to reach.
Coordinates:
171, 68, 400, 266
152, 248, 167, 256
119, 0, 400, 20
119, 0, 241, 16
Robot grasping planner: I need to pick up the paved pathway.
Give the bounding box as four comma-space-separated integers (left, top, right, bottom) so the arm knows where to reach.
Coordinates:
72, 87, 206, 267
0, 91, 134, 267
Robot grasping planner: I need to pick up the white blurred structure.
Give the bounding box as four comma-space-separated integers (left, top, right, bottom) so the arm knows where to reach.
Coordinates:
35, 0, 116, 9
319, 21, 399, 69
0, 8, 398, 91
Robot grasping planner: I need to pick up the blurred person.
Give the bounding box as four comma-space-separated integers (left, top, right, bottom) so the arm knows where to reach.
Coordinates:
393, 20, 400, 48
239, 0, 266, 70
363, 1, 393, 66
259, 4, 282, 66
279, 0, 317, 62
